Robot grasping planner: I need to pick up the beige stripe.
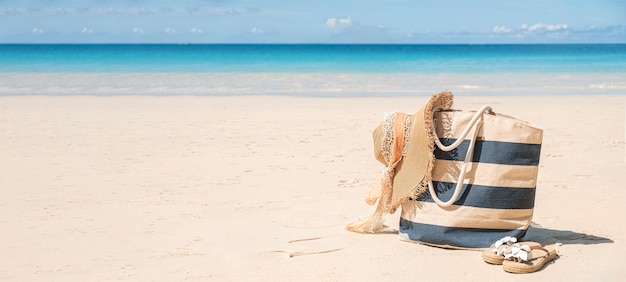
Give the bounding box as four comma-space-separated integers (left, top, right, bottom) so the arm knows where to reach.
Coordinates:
434, 110, 543, 144
432, 159, 538, 188
401, 202, 533, 230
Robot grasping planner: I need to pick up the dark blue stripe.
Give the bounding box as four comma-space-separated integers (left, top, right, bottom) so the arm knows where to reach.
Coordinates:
415, 181, 536, 209
435, 138, 541, 166
399, 218, 528, 249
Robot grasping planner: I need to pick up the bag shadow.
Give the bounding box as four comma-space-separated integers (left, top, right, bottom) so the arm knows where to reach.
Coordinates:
523, 223, 613, 246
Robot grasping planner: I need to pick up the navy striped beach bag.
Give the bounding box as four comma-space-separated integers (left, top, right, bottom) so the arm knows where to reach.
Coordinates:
399, 105, 543, 249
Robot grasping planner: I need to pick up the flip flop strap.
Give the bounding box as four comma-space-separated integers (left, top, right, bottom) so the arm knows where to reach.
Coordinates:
528, 245, 551, 260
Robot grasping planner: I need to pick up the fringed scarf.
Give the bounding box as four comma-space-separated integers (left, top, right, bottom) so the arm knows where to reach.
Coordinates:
346, 112, 411, 233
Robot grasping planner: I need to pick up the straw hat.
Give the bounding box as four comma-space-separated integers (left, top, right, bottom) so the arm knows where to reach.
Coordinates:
346, 90, 453, 233
373, 90, 454, 210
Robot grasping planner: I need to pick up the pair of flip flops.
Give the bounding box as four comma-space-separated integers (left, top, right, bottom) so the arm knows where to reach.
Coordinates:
482, 236, 558, 274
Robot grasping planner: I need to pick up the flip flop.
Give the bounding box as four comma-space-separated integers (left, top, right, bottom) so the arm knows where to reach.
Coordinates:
482, 241, 540, 265
502, 245, 558, 274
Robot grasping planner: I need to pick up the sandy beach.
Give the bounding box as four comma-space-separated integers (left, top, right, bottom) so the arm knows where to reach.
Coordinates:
1, 94, 624, 281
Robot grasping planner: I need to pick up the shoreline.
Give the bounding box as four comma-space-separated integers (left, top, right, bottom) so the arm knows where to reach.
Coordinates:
1, 72, 625, 96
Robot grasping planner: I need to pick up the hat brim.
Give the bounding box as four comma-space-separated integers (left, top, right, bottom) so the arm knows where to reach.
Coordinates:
372, 91, 454, 210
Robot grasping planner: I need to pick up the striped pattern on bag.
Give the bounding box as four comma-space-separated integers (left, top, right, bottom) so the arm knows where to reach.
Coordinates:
399, 109, 543, 249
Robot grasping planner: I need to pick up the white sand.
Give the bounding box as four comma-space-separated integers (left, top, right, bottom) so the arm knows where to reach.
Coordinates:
1, 94, 624, 281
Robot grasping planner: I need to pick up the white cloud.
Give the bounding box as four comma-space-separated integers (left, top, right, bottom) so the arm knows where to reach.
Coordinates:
0, 7, 19, 16
91, 7, 152, 16
546, 24, 568, 31
211, 7, 238, 16
484, 22, 581, 42
132, 27, 144, 34
81, 27, 94, 34
164, 27, 177, 34
493, 25, 511, 33
186, 6, 240, 16
523, 23, 568, 32
41, 7, 71, 15
251, 27, 263, 34
325, 17, 352, 29
339, 17, 352, 26
325, 18, 337, 28
31, 27, 43, 34
191, 27, 203, 34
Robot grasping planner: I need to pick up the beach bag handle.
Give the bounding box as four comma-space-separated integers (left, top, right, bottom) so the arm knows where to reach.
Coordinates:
427, 105, 493, 207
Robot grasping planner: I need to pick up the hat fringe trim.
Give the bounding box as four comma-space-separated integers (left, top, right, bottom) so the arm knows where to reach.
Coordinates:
390, 90, 454, 211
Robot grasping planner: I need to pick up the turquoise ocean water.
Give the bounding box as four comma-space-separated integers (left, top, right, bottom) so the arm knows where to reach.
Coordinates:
1, 44, 625, 96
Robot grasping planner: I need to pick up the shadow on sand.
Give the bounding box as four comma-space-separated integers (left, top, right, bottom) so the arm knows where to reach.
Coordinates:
523, 222, 613, 246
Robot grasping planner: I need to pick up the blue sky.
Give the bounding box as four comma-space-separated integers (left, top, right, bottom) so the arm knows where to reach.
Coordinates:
1, 0, 625, 43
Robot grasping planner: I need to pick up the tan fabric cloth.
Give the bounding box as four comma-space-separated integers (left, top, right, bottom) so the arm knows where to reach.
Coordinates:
346, 91, 454, 233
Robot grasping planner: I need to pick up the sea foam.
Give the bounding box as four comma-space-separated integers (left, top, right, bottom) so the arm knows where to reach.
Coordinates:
0, 72, 624, 96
